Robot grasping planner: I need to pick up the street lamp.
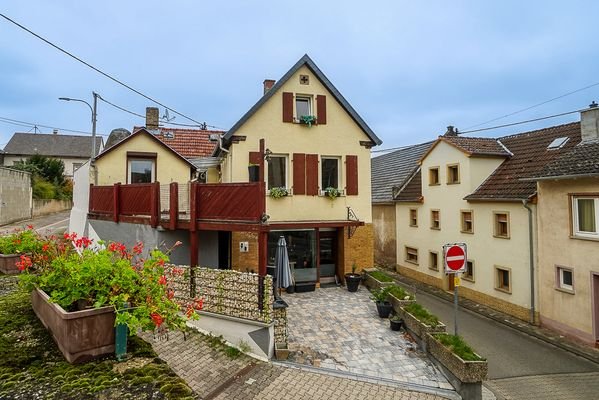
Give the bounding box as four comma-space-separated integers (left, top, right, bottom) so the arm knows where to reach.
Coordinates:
59, 92, 98, 161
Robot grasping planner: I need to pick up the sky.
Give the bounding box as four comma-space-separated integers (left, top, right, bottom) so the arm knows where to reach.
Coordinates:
1, 1, 599, 152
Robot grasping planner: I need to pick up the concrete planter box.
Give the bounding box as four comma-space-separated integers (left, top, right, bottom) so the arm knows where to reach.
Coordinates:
275, 342, 290, 361
426, 333, 488, 400
0, 253, 22, 274
363, 271, 394, 290
389, 293, 415, 314
31, 288, 116, 363
399, 306, 446, 345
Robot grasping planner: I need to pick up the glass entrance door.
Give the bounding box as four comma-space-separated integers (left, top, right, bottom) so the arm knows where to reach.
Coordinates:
319, 231, 337, 284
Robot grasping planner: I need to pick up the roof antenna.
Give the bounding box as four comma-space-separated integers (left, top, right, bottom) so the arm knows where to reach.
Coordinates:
589, 101, 598, 109
161, 109, 176, 122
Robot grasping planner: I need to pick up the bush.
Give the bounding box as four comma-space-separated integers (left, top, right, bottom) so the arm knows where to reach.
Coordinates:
433, 334, 485, 361
368, 270, 393, 282
0, 228, 43, 255
403, 302, 439, 327
32, 178, 56, 199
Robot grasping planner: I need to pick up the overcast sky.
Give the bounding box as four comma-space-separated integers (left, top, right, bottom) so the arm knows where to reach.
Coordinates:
1, 1, 598, 152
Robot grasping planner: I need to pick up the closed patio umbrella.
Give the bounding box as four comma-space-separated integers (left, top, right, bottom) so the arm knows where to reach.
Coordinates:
274, 236, 293, 297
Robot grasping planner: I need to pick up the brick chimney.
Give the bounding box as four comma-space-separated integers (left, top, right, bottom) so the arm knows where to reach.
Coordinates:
581, 101, 599, 142
443, 125, 458, 137
263, 79, 276, 95
146, 107, 159, 131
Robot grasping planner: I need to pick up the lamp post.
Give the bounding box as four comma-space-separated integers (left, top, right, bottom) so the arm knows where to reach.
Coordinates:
59, 92, 98, 161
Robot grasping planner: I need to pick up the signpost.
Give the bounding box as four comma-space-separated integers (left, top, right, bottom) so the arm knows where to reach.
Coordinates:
444, 243, 467, 336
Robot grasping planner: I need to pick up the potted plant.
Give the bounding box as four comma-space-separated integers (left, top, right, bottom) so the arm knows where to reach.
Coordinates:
269, 187, 289, 199
299, 115, 317, 127
19, 234, 199, 363
370, 286, 393, 318
248, 163, 260, 182
0, 226, 42, 274
324, 187, 340, 200
344, 262, 361, 292
389, 314, 403, 331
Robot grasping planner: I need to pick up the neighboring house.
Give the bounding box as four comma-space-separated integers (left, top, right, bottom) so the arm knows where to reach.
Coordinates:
526, 104, 599, 345
79, 54, 381, 286
373, 118, 582, 322
371, 141, 433, 266
2, 131, 103, 177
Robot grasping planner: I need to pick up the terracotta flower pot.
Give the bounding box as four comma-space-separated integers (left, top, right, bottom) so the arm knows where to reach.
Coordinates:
0, 253, 23, 274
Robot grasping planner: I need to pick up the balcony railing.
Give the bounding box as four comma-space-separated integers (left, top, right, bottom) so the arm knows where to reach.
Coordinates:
89, 181, 265, 228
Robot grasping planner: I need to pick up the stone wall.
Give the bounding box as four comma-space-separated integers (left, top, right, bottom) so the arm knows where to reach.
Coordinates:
372, 204, 397, 267
341, 223, 374, 273
273, 307, 288, 345
231, 231, 259, 272
0, 167, 32, 225
33, 199, 72, 217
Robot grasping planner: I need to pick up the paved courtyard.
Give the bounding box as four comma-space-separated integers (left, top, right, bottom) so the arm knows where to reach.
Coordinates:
283, 286, 453, 390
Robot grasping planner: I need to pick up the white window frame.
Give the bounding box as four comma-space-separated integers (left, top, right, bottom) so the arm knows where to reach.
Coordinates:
556, 266, 574, 292
267, 154, 288, 191
572, 196, 599, 239
295, 95, 312, 119
127, 158, 156, 184
320, 156, 342, 193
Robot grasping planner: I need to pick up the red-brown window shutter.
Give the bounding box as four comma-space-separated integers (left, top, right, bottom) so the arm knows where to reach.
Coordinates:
346, 155, 358, 195
249, 152, 261, 165
282, 92, 294, 123
306, 154, 319, 196
293, 153, 306, 195
317, 95, 327, 125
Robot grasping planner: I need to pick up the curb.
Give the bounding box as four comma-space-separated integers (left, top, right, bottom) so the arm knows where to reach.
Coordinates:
386, 269, 599, 365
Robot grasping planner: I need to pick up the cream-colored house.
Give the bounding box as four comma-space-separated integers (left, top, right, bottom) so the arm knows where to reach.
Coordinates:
374, 122, 581, 322
528, 105, 599, 345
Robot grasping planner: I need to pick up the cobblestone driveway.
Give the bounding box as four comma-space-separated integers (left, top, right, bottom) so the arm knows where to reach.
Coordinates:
283, 286, 452, 390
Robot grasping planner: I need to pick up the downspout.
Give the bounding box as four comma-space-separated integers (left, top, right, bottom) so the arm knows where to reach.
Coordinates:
522, 199, 535, 324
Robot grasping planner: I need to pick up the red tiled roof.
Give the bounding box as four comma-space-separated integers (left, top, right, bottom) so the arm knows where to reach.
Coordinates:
133, 126, 222, 158
465, 122, 581, 201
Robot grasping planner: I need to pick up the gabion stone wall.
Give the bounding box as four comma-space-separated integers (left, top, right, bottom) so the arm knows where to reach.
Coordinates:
165, 265, 275, 324
273, 307, 288, 345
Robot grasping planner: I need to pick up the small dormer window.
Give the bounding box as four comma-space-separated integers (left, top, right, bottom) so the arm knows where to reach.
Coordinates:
296, 96, 311, 119
547, 137, 569, 150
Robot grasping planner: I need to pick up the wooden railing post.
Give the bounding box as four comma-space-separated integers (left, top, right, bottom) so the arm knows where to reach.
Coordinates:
189, 181, 197, 232
169, 182, 178, 230
150, 182, 160, 228
88, 183, 93, 213
113, 183, 120, 223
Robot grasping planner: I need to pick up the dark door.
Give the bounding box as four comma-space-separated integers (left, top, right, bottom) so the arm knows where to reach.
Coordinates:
319, 231, 337, 284
218, 231, 231, 270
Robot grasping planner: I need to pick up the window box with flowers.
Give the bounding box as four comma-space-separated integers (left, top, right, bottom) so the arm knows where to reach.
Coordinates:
269, 187, 289, 199
19, 234, 200, 363
0, 225, 42, 274
299, 115, 317, 127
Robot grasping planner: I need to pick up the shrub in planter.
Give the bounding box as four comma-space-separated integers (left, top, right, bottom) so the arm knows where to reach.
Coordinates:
427, 333, 488, 383
370, 286, 393, 318
387, 284, 415, 311
0, 226, 43, 274
344, 262, 361, 292
389, 314, 403, 331
400, 302, 445, 339
19, 234, 201, 362
364, 270, 393, 290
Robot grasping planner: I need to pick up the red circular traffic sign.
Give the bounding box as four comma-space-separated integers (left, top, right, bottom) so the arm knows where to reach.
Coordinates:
446, 245, 466, 271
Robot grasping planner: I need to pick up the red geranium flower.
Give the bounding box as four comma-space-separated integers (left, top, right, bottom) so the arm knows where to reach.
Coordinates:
158, 275, 167, 285
151, 313, 163, 327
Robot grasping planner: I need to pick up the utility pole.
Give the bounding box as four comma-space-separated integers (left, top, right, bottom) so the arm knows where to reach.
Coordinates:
91, 92, 98, 161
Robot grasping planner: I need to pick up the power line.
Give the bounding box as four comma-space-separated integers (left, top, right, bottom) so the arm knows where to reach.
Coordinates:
458, 108, 581, 134
0, 115, 109, 136
0, 13, 212, 127
97, 96, 145, 119
372, 144, 414, 154
464, 82, 599, 129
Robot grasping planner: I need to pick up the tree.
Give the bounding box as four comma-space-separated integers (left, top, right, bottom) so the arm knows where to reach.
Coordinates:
12, 155, 70, 200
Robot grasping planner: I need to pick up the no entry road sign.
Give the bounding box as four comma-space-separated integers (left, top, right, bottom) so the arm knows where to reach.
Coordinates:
444, 243, 467, 273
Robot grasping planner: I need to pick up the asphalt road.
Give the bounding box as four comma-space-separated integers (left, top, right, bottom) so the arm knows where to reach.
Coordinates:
408, 285, 599, 379
0, 210, 70, 236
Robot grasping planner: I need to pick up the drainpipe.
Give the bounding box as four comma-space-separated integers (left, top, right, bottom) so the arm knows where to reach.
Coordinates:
522, 199, 535, 324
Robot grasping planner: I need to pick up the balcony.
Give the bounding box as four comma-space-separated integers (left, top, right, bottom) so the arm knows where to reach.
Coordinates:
89, 181, 265, 230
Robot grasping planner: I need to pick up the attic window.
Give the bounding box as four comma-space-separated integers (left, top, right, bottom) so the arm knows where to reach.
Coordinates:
300, 75, 310, 85
547, 137, 569, 149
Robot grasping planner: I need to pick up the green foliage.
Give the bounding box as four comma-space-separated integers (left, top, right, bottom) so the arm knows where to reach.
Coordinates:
389, 313, 402, 322
369, 286, 392, 303
300, 115, 317, 126
368, 270, 393, 282
433, 334, 485, 361
387, 284, 414, 301
269, 186, 288, 199
0, 288, 195, 399
12, 155, 71, 200
0, 227, 43, 255
19, 235, 194, 333
403, 302, 440, 327
324, 186, 340, 199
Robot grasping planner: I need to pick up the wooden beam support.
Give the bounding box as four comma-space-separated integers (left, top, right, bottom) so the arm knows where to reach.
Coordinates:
150, 181, 160, 228
169, 182, 178, 230
190, 230, 199, 268
113, 183, 120, 223
189, 181, 198, 232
